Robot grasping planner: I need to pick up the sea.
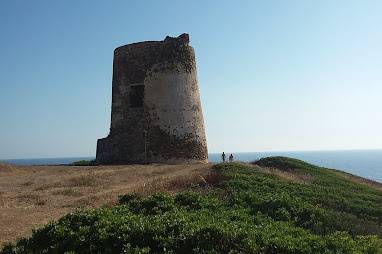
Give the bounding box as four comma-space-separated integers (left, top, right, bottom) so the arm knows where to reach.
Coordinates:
2, 149, 382, 183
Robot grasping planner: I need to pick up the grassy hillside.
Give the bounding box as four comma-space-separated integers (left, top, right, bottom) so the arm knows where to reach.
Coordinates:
2, 157, 382, 253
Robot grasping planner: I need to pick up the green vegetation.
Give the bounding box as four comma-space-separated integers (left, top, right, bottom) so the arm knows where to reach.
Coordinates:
2, 157, 382, 253
70, 160, 98, 166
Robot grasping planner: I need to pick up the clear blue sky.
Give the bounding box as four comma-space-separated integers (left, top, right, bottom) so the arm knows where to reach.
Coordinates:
1, 1, 381, 159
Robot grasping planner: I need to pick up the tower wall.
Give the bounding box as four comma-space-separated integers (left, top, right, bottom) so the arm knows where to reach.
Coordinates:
96, 34, 208, 164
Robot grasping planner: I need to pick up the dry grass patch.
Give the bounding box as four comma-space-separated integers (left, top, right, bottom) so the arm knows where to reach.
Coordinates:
21, 181, 34, 187
16, 193, 46, 206
134, 170, 222, 196
332, 170, 382, 191
34, 182, 61, 191
34, 173, 103, 191
0, 191, 6, 206
0, 163, 17, 175
52, 188, 83, 197
65, 194, 102, 208
65, 173, 101, 187
252, 164, 314, 184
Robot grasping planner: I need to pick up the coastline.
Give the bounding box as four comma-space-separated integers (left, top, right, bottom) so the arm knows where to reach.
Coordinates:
2, 149, 382, 183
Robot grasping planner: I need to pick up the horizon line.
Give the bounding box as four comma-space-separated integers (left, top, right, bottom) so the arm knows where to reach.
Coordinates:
2, 148, 382, 161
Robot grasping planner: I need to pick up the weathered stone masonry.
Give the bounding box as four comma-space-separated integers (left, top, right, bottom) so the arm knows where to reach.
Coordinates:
96, 34, 208, 164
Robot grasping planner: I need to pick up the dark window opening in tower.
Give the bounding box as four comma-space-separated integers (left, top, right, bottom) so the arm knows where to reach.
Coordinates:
130, 85, 144, 108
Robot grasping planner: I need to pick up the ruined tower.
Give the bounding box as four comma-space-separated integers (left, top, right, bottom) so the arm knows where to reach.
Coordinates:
96, 34, 208, 164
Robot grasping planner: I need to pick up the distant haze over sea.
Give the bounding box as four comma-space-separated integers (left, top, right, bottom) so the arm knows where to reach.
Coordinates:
2, 149, 382, 183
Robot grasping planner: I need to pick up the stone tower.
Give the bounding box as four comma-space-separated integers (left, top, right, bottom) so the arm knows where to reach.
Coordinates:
96, 34, 208, 164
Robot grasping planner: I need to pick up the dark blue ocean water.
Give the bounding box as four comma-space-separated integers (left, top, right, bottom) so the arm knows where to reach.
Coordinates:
2, 150, 382, 183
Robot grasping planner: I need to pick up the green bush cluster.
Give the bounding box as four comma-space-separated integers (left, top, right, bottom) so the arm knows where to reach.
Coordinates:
2, 157, 382, 253
251, 157, 382, 229
70, 160, 98, 166
219, 160, 382, 237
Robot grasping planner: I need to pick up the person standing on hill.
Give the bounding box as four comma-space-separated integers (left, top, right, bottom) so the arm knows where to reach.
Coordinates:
229, 153, 234, 162
221, 152, 226, 162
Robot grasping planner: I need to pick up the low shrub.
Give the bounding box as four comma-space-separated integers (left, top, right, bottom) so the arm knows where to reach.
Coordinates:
70, 160, 98, 166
